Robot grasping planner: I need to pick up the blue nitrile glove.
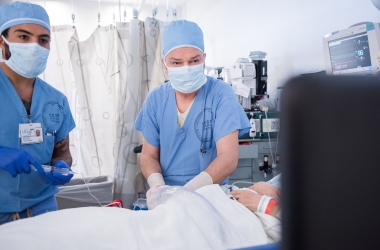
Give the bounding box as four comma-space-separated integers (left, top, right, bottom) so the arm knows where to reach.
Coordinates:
0, 146, 43, 177
45, 160, 73, 186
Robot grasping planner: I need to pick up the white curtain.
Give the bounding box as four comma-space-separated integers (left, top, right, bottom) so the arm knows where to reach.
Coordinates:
143, 18, 168, 96
43, 19, 168, 208
113, 18, 168, 206
133, 17, 168, 200
113, 19, 144, 207
40, 25, 80, 168
68, 25, 119, 178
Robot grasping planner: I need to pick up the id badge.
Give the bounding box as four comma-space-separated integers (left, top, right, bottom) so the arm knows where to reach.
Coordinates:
19, 123, 44, 145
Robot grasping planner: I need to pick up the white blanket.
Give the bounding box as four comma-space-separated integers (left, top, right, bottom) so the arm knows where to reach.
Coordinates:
0, 185, 278, 249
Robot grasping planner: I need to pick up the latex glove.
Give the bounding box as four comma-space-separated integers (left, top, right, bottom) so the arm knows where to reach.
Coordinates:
146, 184, 162, 200
146, 173, 165, 198
250, 182, 281, 204
230, 189, 263, 212
0, 146, 43, 177
45, 160, 73, 186
183, 171, 213, 191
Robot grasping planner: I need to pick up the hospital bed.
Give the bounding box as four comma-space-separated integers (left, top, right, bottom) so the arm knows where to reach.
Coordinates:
0, 184, 280, 249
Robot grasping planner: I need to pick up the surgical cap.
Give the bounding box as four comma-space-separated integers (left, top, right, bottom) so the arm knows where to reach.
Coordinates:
162, 20, 204, 57
0, 1, 50, 34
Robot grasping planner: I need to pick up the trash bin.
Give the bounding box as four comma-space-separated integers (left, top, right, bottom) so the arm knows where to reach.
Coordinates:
55, 175, 113, 209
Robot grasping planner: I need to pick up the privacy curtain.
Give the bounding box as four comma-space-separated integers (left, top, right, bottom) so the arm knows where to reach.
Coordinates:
114, 17, 168, 206
43, 18, 168, 208
40, 25, 80, 169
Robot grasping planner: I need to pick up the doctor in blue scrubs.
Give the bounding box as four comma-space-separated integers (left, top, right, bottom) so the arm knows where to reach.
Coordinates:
135, 20, 250, 192
0, 2, 75, 223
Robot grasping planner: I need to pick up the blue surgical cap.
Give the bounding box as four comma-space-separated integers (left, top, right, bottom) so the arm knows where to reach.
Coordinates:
0, 1, 50, 34
162, 20, 204, 57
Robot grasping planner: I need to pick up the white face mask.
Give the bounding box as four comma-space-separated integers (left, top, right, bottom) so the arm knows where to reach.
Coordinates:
165, 62, 207, 94
2, 36, 49, 78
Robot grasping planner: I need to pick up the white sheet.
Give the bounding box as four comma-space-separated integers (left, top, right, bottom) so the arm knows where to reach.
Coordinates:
0, 185, 276, 249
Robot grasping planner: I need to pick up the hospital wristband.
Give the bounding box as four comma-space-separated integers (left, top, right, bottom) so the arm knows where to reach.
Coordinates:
257, 195, 274, 213
265, 199, 277, 215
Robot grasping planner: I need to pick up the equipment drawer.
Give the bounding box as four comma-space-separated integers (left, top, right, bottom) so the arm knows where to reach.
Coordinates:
238, 144, 258, 159
230, 167, 252, 179
258, 141, 278, 154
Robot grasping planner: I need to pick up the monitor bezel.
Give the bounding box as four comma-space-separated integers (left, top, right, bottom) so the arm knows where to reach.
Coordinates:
323, 22, 380, 76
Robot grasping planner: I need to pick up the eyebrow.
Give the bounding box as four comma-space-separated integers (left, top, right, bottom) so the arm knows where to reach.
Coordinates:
168, 57, 182, 61
168, 54, 202, 61
190, 55, 201, 60
13, 29, 51, 39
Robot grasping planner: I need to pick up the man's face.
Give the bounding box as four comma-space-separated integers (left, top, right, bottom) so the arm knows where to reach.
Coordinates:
0, 23, 51, 60
162, 47, 206, 74
36, 130, 40, 136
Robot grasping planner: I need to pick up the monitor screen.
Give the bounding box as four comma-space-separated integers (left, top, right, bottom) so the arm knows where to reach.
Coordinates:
328, 32, 372, 75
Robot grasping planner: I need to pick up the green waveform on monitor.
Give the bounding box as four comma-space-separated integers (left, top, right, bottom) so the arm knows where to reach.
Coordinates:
355, 39, 368, 45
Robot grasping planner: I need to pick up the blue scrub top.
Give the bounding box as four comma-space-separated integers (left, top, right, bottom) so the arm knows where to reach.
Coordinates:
135, 76, 250, 186
0, 68, 75, 213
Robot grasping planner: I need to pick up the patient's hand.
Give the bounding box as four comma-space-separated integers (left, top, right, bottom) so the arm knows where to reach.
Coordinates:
250, 182, 281, 204
230, 190, 262, 212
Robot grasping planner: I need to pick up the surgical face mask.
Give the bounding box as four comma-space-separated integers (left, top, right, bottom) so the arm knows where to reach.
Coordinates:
2, 36, 49, 79
165, 62, 207, 94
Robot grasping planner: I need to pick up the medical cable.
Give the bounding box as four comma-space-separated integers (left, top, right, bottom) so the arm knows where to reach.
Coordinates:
274, 126, 280, 165
30, 165, 104, 207
241, 188, 258, 194
264, 111, 275, 165
259, 84, 267, 95
264, 110, 280, 165
77, 172, 104, 207
231, 181, 256, 186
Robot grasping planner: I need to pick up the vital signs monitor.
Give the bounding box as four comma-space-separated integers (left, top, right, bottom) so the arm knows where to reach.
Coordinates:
323, 22, 380, 76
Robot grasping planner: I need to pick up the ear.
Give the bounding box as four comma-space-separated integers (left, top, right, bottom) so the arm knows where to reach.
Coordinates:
203, 53, 207, 69
0, 36, 5, 60
161, 57, 168, 75
0, 36, 4, 49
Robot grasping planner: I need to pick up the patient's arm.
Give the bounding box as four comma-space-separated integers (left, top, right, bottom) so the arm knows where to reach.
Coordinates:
249, 182, 281, 204
230, 190, 281, 219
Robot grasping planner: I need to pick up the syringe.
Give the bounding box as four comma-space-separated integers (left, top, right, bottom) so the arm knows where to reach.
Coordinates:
30, 164, 74, 176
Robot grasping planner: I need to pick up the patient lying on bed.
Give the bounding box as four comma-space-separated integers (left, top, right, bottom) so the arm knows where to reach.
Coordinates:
230, 181, 281, 220
0, 183, 281, 250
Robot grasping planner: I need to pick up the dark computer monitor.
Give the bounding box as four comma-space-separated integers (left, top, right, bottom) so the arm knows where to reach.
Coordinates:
281, 75, 380, 250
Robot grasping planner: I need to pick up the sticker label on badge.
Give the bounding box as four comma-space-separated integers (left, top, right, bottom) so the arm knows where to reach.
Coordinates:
19, 123, 43, 145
